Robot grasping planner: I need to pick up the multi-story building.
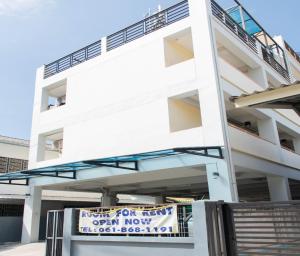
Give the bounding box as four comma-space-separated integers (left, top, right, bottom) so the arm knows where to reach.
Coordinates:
2, 0, 299, 244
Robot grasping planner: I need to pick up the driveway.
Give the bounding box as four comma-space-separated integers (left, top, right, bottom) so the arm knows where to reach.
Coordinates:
0, 243, 45, 256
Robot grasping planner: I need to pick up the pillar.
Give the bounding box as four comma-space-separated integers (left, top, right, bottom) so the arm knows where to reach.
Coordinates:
101, 189, 117, 207
293, 137, 300, 154
257, 118, 280, 144
21, 186, 42, 243
62, 208, 76, 256
192, 201, 210, 256
207, 160, 236, 202
267, 176, 291, 201
188, 0, 239, 202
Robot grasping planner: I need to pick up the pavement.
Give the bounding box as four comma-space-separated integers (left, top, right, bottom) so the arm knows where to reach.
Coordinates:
0, 243, 45, 256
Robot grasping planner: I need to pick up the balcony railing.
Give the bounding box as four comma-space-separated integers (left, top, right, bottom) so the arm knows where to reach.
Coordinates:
107, 0, 189, 51
44, 0, 189, 79
261, 47, 290, 81
211, 0, 290, 82
285, 41, 300, 65
44, 40, 101, 79
228, 119, 259, 136
211, 0, 257, 53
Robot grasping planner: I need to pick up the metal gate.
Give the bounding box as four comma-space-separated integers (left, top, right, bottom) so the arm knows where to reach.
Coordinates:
46, 210, 64, 256
223, 201, 300, 255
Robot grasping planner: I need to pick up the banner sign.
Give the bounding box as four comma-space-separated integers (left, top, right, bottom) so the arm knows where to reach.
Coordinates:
79, 205, 179, 234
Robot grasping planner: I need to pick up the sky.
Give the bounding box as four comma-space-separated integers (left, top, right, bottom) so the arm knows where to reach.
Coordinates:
0, 0, 299, 140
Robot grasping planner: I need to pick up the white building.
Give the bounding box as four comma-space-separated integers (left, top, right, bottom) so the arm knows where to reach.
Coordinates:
2, 0, 300, 244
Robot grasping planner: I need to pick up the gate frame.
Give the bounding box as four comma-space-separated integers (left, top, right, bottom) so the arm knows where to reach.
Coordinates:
45, 210, 64, 256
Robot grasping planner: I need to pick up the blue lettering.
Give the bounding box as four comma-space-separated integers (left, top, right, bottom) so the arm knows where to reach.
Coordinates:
141, 218, 152, 225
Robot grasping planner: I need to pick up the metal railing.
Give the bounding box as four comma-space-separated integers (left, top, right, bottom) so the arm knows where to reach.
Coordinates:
44, 1, 189, 79
44, 40, 101, 79
285, 41, 300, 65
211, 0, 290, 82
261, 46, 290, 81
106, 0, 189, 51
74, 204, 192, 237
211, 0, 257, 54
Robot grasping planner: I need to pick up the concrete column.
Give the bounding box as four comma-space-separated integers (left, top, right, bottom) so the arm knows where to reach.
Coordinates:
62, 208, 76, 256
21, 186, 42, 243
207, 160, 236, 202
192, 201, 210, 256
293, 137, 300, 154
257, 118, 280, 144
101, 189, 117, 207
188, 0, 239, 202
248, 67, 268, 89
267, 176, 291, 201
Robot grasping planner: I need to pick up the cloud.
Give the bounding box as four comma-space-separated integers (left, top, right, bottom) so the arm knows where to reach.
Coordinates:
0, 0, 55, 16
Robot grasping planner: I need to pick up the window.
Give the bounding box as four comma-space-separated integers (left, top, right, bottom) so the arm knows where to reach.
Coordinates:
168, 90, 202, 132
41, 79, 67, 112
37, 129, 64, 161
164, 28, 194, 67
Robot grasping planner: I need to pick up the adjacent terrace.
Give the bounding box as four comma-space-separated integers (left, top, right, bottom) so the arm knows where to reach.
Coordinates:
285, 41, 300, 65
211, 0, 290, 81
44, 0, 291, 82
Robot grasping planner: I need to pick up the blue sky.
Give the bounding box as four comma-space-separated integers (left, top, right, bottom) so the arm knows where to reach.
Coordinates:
0, 0, 299, 140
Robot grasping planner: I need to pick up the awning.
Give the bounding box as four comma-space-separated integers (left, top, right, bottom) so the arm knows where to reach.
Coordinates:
231, 82, 300, 115
0, 147, 223, 186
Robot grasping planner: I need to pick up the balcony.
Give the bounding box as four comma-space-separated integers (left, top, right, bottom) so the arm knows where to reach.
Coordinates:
228, 123, 279, 163
211, 0, 290, 82
285, 41, 300, 65
44, 0, 189, 79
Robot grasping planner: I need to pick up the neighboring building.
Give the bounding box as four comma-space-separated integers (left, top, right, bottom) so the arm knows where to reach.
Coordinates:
1, 0, 300, 244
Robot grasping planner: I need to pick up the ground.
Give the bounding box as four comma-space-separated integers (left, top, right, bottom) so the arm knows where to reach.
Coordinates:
0, 243, 45, 256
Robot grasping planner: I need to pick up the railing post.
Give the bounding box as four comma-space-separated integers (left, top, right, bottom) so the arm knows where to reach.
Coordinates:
56, 62, 59, 74
123, 29, 127, 44
101, 37, 107, 54
85, 47, 88, 61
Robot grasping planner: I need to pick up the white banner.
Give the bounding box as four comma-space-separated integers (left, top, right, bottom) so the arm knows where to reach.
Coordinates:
79, 205, 179, 234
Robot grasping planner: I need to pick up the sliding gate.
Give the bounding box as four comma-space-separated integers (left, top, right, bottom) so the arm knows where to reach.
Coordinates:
222, 201, 300, 255
46, 210, 64, 256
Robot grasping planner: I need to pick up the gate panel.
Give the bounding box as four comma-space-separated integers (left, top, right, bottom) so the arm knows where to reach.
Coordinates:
46, 210, 64, 256
224, 201, 300, 255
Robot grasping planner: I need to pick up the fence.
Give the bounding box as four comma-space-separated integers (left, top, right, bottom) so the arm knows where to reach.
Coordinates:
223, 201, 300, 255
211, 0, 290, 82
74, 204, 192, 238
261, 47, 290, 81
285, 41, 300, 65
45, 201, 300, 256
106, 0, 189, 51
211, 0, 257, 54
44, 0, 189, 79
44, 40, 101, 78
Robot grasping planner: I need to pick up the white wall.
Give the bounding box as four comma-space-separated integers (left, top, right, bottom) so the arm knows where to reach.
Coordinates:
29, 13, 226, 169
0, 142, 28, 160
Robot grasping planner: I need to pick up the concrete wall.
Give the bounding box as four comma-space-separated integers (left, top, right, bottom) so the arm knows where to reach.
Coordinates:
71, 237, 194, 256
61, 201, 211, 256
29, 0, 229, 170
0, 217, 23, 244
0, 142, 28, 160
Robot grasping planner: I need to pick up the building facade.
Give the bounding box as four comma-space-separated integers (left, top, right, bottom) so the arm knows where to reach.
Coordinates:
12, 0, 300, 243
